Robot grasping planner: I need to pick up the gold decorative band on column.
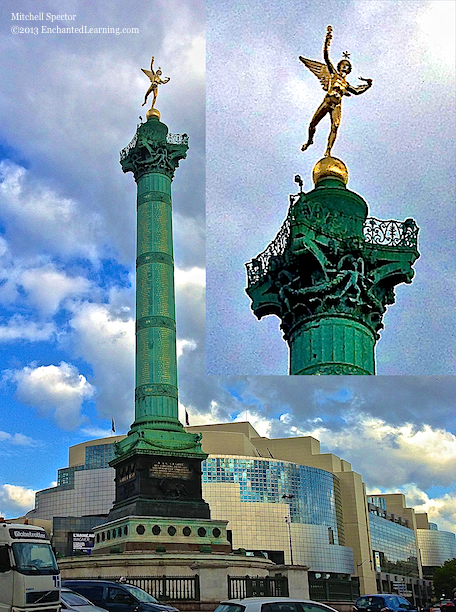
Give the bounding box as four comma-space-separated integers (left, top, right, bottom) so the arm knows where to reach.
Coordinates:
137, 191, 172, 207
135, 384, 178, 400
136, 251, 174, 268
136, 316, 176, 332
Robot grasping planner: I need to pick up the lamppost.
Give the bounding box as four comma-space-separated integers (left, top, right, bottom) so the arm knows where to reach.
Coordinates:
282, 494, 294, 565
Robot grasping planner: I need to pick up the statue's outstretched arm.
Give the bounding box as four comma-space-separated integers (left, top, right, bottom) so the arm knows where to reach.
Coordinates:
347, 77, 372, 95
323, 26, 335, 74
150, 56, 155, 74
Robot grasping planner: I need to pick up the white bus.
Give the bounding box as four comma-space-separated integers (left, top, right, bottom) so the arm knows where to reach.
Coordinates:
0, 522, 60, 612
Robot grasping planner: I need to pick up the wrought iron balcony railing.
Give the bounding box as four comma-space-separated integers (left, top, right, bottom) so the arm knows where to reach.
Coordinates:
246, 201, 419, 287
120, 132, 189, 161
363, 216, 418, 248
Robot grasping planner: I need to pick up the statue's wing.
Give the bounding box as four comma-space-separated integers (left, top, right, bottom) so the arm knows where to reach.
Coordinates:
141, 68, 155, 80
299, 57, 330, 91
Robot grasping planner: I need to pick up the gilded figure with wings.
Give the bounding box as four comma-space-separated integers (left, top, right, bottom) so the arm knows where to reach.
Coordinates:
300, 26, 372, 157
141, 56, 170, 109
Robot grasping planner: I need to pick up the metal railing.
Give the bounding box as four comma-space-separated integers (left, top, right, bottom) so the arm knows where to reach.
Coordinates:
363, 216, 418, 248
308, 576, 359, 602
93, 575, 200, 601
120, 133, 138, 160
245, 216, 291, 286
245, 201, 418, 288
166, 133, 189, 146
120, 132, 189, 161
228, 575, 289, 599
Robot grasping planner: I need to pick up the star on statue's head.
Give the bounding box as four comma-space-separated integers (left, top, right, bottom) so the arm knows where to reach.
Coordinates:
342, 51, 351, 60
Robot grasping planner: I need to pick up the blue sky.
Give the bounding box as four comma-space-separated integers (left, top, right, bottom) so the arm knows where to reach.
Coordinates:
0, 0, 455, 539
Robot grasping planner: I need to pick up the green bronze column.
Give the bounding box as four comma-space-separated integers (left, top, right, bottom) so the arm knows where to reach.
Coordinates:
131, 118, 181, 433
246, 157, 420, 375
119, 114, 188, 438
108, 108, 210, 520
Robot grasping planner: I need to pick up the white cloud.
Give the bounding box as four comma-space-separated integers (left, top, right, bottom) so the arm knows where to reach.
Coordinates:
10, 362, 95, 429
415, 1, 456, 72
69, 301, 134, 429
0, 161, 103, 260
80, 426, 116, 439
234, 411, 271, 438
20, 266, 91, 315
291, 412, 456, 492
0, 484, 36, 515
368, 484, 456, 535
177, 338, 197, 358
0, 431, 38, 446
183, 400, 226, 427
175, 266, 205, 289
0, 316, 55, 342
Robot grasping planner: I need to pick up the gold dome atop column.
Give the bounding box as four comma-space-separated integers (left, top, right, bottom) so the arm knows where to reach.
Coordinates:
312, 156, 349, 186
146, 108, 161, 120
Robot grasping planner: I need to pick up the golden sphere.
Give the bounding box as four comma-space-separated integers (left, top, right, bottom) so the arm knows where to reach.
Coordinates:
312, 156, 349, 186
146, 108, 161, 120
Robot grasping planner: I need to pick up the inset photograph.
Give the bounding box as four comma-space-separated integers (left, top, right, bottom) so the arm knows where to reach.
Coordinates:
206, 0, 455, 375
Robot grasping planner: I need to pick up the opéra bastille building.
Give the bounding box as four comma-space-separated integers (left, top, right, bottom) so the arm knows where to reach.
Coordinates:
29, 422, 438, 604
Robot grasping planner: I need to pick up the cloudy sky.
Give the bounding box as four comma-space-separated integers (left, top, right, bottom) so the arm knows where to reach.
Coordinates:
206, 0, 455, 376
0, 0, 455, 540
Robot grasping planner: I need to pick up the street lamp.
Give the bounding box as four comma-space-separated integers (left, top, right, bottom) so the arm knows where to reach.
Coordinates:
282, 494, 294, 565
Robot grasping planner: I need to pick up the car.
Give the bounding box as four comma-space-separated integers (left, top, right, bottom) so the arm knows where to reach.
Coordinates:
61, 587, 109, 612
430, 603, 456, 611
62, 580, 179, 612
353, 595, 417, 612
214, 597, 340, 612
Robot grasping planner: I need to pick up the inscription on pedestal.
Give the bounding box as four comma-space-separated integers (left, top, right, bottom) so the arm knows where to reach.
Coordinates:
150, 461, 192, 480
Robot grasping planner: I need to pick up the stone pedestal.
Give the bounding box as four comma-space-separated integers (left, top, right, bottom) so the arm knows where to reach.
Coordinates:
92, 517, 230, 555
274, 565, 310, 599
246, 157, 420, 375
59, 553, 308, 602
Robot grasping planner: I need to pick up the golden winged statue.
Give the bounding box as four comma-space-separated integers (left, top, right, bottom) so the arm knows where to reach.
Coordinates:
300, 26, 372, 157
141, 56, 170, 109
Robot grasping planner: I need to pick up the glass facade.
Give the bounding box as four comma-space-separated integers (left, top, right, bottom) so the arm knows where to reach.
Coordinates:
417, 528, 456, 567
85, 443, 116, 469
367, 496, 387, 511
35, 468, 115, 519
369, 513, 419, 577
202, 455, 354, 573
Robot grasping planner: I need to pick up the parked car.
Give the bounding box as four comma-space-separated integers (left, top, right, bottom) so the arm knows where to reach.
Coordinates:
423, 602, 456, 612
214, 597, 340, 612
353, 595, 417, 612
62, 580, 179, 612
61, 587, 109, 612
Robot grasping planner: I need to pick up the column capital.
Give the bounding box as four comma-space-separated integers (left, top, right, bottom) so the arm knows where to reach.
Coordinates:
120, 118, 189, 181
246, 180, 420, 374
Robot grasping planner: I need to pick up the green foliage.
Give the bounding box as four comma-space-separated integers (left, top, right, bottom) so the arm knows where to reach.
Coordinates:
433, 559, 456, 598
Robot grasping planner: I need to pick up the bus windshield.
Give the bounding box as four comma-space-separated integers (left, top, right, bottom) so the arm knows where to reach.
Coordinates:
12, 542, 59, 575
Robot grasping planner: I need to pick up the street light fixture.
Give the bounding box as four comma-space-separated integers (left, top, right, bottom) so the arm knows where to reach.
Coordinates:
282, 494, 294, 565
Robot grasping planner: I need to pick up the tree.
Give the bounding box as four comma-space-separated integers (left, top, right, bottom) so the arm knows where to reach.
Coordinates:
433, 559, 456, 599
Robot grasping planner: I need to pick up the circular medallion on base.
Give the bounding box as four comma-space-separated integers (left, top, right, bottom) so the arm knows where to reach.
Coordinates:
146, 108, 161, 120
312, 156, 349, 186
